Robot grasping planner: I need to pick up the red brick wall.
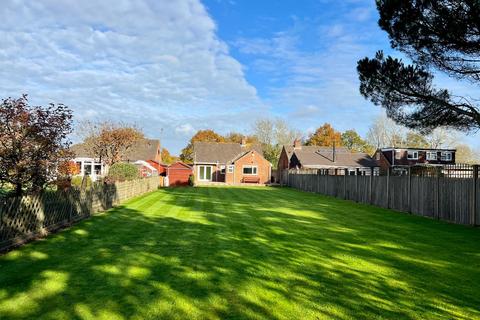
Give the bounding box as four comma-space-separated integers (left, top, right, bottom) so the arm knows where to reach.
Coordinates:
226, 150, 271, 184
374, 150, 391, 174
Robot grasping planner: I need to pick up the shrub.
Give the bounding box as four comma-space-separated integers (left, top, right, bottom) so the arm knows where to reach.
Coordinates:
55, 177, 71, 191
71, 176, 92, 190
107, 163, 139, 182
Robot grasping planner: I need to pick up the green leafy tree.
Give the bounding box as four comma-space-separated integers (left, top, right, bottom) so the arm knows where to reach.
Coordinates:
180, 129, 225, 163
357, 1, 480, 133
405, 131, 429, 148
341, 130, 374, 154
306, 123, 342, 147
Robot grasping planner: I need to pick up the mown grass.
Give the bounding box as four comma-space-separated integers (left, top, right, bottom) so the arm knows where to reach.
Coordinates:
1, 186, 480, 319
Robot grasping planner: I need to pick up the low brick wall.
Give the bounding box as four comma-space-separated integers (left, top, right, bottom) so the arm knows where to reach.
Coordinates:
0, 176, 160, 252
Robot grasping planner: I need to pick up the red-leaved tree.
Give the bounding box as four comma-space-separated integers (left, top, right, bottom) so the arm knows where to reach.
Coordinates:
0, 95, 73, 195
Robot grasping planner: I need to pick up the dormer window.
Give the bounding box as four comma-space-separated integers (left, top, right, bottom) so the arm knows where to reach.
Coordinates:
441, 152, 452, 161
407, 150, 419, 160
395, 150, 402, 160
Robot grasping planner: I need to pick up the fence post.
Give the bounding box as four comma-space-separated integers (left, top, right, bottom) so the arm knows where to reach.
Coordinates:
355, 168, 359, 202
344, 169, 347, 199
369, 167, 373, 204
386, 167, 390, 209
472, 165, 478, 226
408, 167, 412, 213
435, 166, 441, 220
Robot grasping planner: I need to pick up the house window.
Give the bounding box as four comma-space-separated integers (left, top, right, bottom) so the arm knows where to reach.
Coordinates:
198, 165, 213, 181
407, 150, 419, 160
228, 165, 234, 173
84, 161, 92, 175
395, 150, 401, 160
220, 165, 226, 174
426, 152, 437, 161
243, 165, 258, 175
441, 152, 452, 161
376, 153, 380, 160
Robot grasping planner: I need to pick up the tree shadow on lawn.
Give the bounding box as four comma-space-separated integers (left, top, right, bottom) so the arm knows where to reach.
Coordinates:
0, 186, 479, 319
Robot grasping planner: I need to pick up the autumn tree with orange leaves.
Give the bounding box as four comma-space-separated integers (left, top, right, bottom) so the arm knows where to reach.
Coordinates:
180, 129, 225, 163
305, 123, 342, 147
81, 121, 144, 166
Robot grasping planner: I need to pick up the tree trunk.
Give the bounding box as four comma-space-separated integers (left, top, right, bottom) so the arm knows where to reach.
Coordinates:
14, 183, 23, 196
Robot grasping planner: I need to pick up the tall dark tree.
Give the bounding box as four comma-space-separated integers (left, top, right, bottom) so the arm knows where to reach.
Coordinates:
357, 1, 480, 132
0, 95, 73, 195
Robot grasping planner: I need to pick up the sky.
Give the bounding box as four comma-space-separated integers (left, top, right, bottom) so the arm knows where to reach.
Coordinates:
0, 0, 478, 154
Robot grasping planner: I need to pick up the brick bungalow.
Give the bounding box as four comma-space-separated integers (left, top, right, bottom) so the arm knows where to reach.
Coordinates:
277, 139, 378, 183
193, 140, 271, 184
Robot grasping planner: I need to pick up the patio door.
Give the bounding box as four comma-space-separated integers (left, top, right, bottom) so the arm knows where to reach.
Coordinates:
198, 165, 213, 181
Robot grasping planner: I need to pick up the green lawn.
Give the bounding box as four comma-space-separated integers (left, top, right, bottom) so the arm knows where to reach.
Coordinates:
1, 187, 480, 319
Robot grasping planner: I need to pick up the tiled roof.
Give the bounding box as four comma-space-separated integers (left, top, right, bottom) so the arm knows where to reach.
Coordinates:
71, 138, 160, 162
193, 142, 263, 164
286, 145, 378, 168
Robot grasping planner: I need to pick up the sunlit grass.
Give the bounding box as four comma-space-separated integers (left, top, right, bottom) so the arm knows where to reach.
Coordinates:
1, 186, 480, 319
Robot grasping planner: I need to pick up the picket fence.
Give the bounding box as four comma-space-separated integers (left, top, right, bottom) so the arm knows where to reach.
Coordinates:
0, 176, 160, 251
284, 168, 480, 226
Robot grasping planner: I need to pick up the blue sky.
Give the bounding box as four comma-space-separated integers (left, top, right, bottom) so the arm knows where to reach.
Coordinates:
0, 0, 478, 154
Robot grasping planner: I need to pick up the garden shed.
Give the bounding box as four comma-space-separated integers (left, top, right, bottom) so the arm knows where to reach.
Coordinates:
167, 162, 193, 186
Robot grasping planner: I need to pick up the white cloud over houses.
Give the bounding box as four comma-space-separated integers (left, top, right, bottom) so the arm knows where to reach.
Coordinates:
175, 123, 196, 136
0, 0, 262, 153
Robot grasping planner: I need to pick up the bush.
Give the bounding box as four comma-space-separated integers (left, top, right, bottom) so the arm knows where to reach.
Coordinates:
107, 163, 139, 182
55, 177, 71, 191
71, 176, 92, 190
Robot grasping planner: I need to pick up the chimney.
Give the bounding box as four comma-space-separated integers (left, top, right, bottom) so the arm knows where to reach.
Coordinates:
241, 136, 247, 147
332, 141, 336, 163
293, 138, 302, 149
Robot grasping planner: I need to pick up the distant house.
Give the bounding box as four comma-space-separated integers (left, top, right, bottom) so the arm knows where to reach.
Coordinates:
374, 147, 456, 174
193, 139, 271, 184
147, 160, 168, 176
277, 139, 378, 183
71, 138, 162, 181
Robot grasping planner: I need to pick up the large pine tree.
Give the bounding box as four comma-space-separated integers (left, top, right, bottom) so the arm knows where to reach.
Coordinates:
357, 1, 480, 132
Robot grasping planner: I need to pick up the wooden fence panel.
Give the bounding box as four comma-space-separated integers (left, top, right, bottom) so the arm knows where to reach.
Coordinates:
438, 178, 471, 224
389, 176, 409, 212
477, 179, 480, 225
0, 176, 160, 251
410, 177, 435, 218
286, 171, 479, 226
371, 176, 388, 208
357, 176, 370, 204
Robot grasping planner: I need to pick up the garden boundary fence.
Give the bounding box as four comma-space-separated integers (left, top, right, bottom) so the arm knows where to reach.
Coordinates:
0, 176, 161, 251
283, 165, 480, 226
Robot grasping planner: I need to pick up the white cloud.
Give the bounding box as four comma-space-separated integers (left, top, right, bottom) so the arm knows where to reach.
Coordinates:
0, 0, 263, 153
175, 123, 195, 136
